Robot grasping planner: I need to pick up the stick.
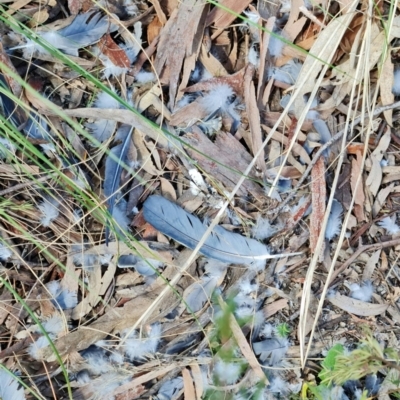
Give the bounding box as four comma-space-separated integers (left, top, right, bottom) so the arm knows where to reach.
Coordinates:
269, 101, 400, 215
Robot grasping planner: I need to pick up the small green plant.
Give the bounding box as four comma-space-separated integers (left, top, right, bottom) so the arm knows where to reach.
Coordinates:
276, 322, 290, 338
306, 329, 400, 399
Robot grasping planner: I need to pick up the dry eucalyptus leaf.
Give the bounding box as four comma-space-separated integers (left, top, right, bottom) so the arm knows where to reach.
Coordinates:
327, 292, 388, 316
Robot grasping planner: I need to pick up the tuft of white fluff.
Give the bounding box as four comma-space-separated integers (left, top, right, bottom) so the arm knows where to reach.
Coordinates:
0, 370, 26, 400
280, 0, 292, 13
350, 281, 374, 302
98, 53, 129, 78
239, 280, 258, 295
201, 84, 235, 114
76, 371, 131, 397
175, 94, 195, 110
268, 375, 289, 396
243, 10, 260, 24
76, 370, 91, 385
0, 137, 16, 159
135, 71, 155, 83
270, 59, 302, 85
378, 215, 400, 235
109, 351, 124, 365
29, 335, 53, 360
93, 89, 121, 109
20, 31, 77, 57
123, 323, 161, 361
393, 67, 400, 96
41, 315, 65, 336
260, 323, 274, 338
280, 93, 319, 120
46, 280, 78, 310
325, 200, 343, 241
248, 45, 260, 68
268, 31, 285, 58
188, 168, 207, 195
214, 360, 242, 384
38, 197, 60, 227
317, 384, 347, 400
252, 216, 278, 240
82, 346, 112, 375
0, 242, 12, 261
123, 0, 139, 16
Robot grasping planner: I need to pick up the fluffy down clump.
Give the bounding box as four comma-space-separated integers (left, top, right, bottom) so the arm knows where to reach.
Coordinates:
378, 215, 400, 235
122, 324, 161, 361
214, 359, 242, 384
38, 197, 60, 227
201, 84, 236, 114
252, 216, 279, 240
350, 281, 374, 302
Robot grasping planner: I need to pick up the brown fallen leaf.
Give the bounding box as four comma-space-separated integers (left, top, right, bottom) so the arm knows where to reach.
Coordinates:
183, 67, 246, 97
263, 298, 288, 317
191, 364, 203, 400
350, 149, 366, 222
366, 127, 391, 197
182, 127, 265, 200
327, 292, 388, 317
98, 34, 130, 69
147, 15, 163, 45
182, 368, 196, 399
206, 0, 252, 40
310, 156, 326, 258
244, 64, 266, 173
293, 4, 358, 118
154, 0, 207, 108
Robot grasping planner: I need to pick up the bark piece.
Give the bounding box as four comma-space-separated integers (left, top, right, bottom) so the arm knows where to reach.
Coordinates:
182, 127, 265, 200
310, 156, 326, 258
154, 0, 207, 108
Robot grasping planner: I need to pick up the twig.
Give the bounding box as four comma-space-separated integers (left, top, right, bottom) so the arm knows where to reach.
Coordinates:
269, 100, 400, 215
328, 237, 400, 287
0, 172, 60, 196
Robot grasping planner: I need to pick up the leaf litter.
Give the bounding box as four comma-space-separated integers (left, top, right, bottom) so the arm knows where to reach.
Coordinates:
1, 0, 400, 398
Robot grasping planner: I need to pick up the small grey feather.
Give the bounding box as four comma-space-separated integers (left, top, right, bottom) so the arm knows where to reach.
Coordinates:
325, 199, 343, 241
104, 127, 133, 243
57, 12, 118, 50
143, 195, 294, 269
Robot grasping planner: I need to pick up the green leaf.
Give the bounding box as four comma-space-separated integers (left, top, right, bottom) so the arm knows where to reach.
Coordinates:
318, 344, 345, 382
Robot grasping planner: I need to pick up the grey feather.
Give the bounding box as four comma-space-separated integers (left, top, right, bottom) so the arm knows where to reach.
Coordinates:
325, 199, 343, 240
253, 337, 289, 365
0, 74, 51, 142
86, 119, 117, 145
183, 275, 220, 312
143, 196, 293, 269
156, 377, 183, 400
104, 126, 133, 243
117, 254, 163, 276
58, 12, 118, 49
313, 119, 331, 157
